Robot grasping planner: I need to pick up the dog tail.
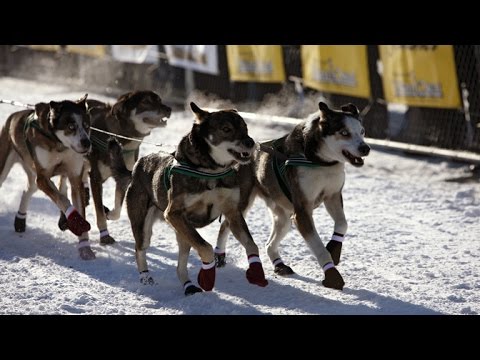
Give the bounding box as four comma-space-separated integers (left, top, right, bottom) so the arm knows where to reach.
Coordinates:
107, 137, 132, 192
0, 116, 13, 179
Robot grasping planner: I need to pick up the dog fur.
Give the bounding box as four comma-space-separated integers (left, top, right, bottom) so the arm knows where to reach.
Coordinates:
215, 102, 371, 290
0, 95, 95, 260
57, 90, 172, 245
108, 102, 268, 295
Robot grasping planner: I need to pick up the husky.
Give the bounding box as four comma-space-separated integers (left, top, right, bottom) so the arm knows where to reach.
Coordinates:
215, 102, 371, 290
0, 95, 94, 260
108, 102, 268, 295
57, 90, 172, 245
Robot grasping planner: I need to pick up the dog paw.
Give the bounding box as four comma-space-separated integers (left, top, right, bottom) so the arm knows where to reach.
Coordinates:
274, 262, 295, 276
246, 262, 269, 287
100, 234, 116, 245
58, 212, 68, 231
215, 252, 226, 267
197, 263, 216, 291
322, 267, 345, 290
78, 245, 96, 260
184, 284, 203, 296
14, 216, 26, 233
326, 240, 342, 265
139, 272, 155, 285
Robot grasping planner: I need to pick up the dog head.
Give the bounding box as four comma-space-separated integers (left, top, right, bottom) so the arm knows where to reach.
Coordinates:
112, 90, 172, 135
45, 94, 92, 154
306, 102, 370, 167
190, 102, 255, 166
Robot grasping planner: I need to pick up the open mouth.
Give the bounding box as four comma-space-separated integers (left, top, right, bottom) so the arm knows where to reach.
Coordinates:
342, 150, 364, 167
143, 115, 169, 127
228, 149, 252, 163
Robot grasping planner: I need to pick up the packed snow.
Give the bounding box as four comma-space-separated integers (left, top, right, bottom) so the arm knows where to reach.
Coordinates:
0, 77, 479, 315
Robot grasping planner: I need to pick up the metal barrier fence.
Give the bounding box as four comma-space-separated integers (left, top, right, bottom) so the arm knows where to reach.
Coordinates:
1, 45, 480, 154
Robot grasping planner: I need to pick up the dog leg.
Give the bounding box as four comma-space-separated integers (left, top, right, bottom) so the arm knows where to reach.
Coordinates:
0, 150, 17, 187
14, 165, 37, 233
324, 192, 347, 265
165, 206, 215, 291
226, 210, 268, 287
265, 206, 294, 275
215, 220, 230, 267
293, 205, 344, 290
105, 185, 125, 221
89, 165, 114, 245
175, 233, 202, 296
70, 174, 95, 260
82, 161, 90, 206
128, 183, 157, 284
57, 175, 69, 231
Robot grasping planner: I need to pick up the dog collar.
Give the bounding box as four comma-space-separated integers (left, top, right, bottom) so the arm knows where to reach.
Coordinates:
163, 158, 235, 190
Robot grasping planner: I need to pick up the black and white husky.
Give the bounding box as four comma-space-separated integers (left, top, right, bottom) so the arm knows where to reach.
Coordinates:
108, 102, 269, 295
215, 102, 371, 290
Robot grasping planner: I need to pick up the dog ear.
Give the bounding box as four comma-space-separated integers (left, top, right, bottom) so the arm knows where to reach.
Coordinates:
341, 103, 359, 116
48, 101, 62, 128
112, 92, 134, 118
35, 102, 51, 131
190, 102, 209, 124
318, 102, 331, 117
76, 94, 89, 113
34, 102, 49, 119
76, 93, 88, 104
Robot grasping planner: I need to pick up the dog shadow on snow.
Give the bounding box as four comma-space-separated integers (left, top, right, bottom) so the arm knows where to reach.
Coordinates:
0, 201, 441, 314
132, 246, 442, 315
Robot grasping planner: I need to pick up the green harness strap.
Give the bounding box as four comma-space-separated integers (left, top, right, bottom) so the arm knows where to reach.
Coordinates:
269, 137, 338, 203
163, 158, 235, 191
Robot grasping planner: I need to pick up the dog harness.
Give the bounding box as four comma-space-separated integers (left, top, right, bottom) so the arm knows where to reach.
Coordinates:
23, 112, 64, 157
90, 133, 136, 155
267, 137, 338, 203
163, 158, 235, 191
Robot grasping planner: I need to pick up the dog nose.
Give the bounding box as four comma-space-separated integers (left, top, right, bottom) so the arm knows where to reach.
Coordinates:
242, 137, 255, 148
81, 138, 91, 149
358, 143, 370, 156
165, 106, 172, 117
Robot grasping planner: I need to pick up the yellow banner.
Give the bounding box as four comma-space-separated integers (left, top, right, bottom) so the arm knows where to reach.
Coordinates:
302, 45, 371, 99
379, 45, 461, 109
66, 45, 106, 58
226, 45, 286, 83
29, 45, 61, 52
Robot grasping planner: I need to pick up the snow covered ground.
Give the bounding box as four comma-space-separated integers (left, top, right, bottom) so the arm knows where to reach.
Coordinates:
0, 77, 479, 315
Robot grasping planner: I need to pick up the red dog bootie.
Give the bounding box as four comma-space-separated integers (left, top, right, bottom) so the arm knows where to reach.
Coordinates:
197, 261, 216, 291
246, 255, 268, 287
65, 206, 91, 236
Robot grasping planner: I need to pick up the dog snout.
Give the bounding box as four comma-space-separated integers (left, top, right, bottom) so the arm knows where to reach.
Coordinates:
81, 138, 91, 149
358, 143, 370, 156
242, 137, 255, 148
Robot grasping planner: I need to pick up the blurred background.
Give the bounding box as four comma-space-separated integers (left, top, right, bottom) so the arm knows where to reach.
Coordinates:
1, 45, 479, 155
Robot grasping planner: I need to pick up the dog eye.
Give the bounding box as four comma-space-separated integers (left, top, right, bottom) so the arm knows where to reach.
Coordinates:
222, 127, 231, 133
340, 130, 349, 137
361, 128, 365, 135
83, 122, 90, 130
68, 124, 76, 131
